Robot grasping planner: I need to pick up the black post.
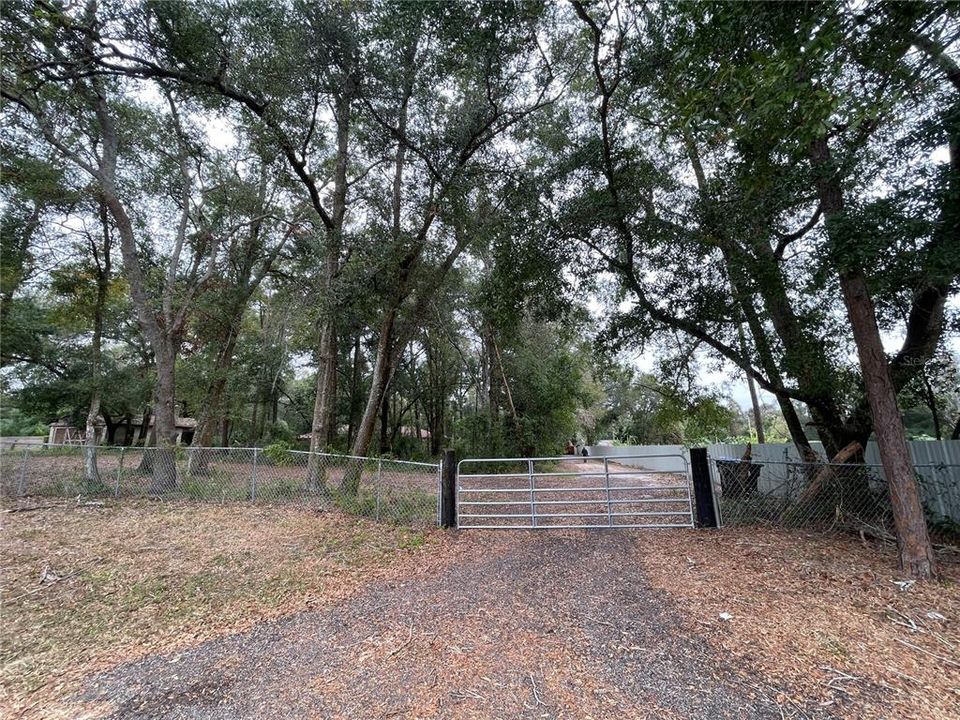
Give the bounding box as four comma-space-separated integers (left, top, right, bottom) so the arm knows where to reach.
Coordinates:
690, 447, 718, 528
440, 448, 457, 528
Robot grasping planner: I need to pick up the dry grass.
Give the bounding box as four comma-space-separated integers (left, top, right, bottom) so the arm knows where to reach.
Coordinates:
0, 500, 438, 718
5, 501, 960, 719
639, 528, 960, 720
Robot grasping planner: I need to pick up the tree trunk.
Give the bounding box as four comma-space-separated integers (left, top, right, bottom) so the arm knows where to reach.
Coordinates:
350, 314, 396, 458
83, 200, 112, 488
842, 269, 934, 577
920, 373, 942, 440
306, 77, 352, 492
103, 412, 120, 445
95, 99, 181, 494
732, 275, 815, 457
249, 396, 260, 444
343, 312, 399, 494
490, 333, 521, 448
342, 47, 417, 490
136, 405, 151, 446
736, 322, 765, 444
306, 316, 338, 492
696, 130, 829, 456
191, 330, 240, 473
149, 342, 179, 493
424, 336, 446, 456
194, 331, 240, 447
83, 399, 102, 487
379, 381, 391, 454
811, 135, 935, 579
347, 334, 362, 448
483, 324, 501, 451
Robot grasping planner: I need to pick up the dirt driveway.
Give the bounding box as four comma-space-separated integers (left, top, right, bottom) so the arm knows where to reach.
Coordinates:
71, 530, 798, 720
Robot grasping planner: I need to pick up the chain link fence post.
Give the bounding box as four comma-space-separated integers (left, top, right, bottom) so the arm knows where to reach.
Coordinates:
436, 461, 442, 526
17, 449, 28, 497
115, 446, 125, 497
375, 458, 382, 521
250, 447, 259, 501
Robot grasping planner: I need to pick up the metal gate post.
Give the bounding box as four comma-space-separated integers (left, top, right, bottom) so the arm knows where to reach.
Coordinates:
114, 447, 125, 497
250, 447, 259, 501
690, 448, 718, 528
440, 449, 457, 528
603, 456, 612, 527
527, 458, 536, 528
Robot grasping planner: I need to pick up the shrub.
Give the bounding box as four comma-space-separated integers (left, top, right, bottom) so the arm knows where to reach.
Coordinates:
262, 441, 295, 466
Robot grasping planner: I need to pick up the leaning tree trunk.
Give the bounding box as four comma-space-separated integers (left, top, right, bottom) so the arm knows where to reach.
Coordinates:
341, 38, 421, 494
735, 322, 766, 444
344, 312, 396, 495
921, 373, 943, 440
811, 135, 936, 579
839, 269, 936, 577
732, 276, 815, 458
136, 405, 152, 446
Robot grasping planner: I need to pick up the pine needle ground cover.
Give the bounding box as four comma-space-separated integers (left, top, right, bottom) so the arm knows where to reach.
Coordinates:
641, 529, 960, 720
2, 506, 958, 719
0, 501, 434, 718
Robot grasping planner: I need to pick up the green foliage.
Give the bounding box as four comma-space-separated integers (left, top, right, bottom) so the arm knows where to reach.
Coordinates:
262, 442, 295, 466
0, 403, 47, 436
452, 316, 590, 458
2, 0, 956, 479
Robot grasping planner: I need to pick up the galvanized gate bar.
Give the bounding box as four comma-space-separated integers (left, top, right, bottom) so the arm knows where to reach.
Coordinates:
458, 485, 690, 493
604, 457, 612, 527
458, 469, 689, 479
528, 459, 536, 528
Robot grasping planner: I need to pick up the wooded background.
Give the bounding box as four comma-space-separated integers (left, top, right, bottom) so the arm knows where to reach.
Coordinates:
2, 2, 958, 573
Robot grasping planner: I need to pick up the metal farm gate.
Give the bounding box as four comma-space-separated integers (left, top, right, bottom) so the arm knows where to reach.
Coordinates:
456, 454, 694, 529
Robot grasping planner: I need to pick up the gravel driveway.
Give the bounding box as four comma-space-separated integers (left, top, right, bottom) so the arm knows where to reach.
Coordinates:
75, 531, 817, 719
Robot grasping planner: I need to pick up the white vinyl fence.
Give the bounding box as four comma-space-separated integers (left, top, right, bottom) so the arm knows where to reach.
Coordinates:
581, 444, 687, 472
587, 440, 960, 525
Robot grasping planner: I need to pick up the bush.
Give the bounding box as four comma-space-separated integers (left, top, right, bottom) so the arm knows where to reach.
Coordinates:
265, 420, 295, 445
262, 441, 295, 466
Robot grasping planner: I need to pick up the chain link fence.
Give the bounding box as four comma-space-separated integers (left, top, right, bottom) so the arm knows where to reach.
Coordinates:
0, 445, 441, 527
710, 456, 960, 541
